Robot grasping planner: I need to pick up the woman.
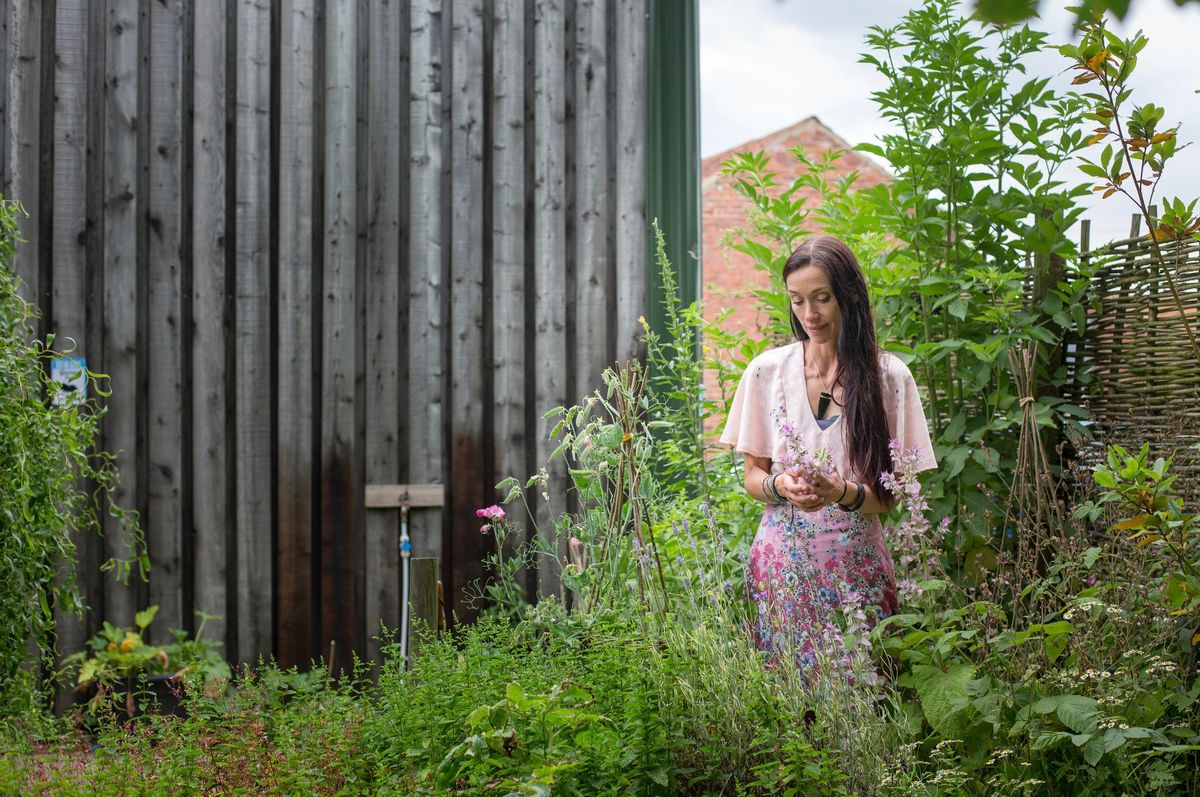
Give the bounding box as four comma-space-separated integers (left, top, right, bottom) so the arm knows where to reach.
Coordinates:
719, 236, 936, 670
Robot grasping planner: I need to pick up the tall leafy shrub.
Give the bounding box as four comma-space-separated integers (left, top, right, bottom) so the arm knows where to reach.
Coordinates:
0, 199, 141, 715
858, 0, 1093, 545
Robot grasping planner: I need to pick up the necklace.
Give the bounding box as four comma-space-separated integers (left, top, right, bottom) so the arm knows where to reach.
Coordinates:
809, 354, 838, 420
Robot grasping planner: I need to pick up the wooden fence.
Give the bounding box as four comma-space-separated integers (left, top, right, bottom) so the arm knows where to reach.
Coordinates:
0, 0, 664, 673
1068, 216, 1200, 492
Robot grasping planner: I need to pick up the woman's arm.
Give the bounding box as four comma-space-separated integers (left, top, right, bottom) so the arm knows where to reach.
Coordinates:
742, 454, 775, 503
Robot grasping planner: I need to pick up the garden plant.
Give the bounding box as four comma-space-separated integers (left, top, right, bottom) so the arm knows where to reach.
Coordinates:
0, 198, 143, 724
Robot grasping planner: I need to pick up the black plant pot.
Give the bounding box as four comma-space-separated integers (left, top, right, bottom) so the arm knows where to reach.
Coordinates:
110, 673, 187, 721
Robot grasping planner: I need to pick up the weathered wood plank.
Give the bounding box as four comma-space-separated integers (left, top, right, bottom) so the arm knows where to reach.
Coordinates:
489, 0, 527, 595
5, 0, 41, 304
407, 556, 439, 664
613, 0, 645, 363
146, 0, 185, 639
233, 0, 273, 666
320, 0, 359, 672
0, 0, 9, 194
364, 0, 403, 664
365, 484, 445, 509
407, 0, 445, 563
101, 0, 141, 628
448, 0, 486, 622
82, 0, 109, 646
573, 0, 609, 395
276, 0, 316, 668
533, 0, 568, 598
190, 0, 228, 644
51, 0, 94, 707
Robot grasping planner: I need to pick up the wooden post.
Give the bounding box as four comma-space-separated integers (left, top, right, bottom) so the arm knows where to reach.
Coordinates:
408, 557, 440, 666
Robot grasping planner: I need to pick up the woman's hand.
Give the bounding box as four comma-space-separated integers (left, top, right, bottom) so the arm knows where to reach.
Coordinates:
774, 471, 830, 512
792, 466, 847, 513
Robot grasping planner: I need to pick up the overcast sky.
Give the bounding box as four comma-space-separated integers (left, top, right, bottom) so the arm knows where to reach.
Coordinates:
700, 0, 1200, 246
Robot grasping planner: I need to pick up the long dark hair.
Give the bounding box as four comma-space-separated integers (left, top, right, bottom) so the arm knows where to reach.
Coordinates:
783, 236, 892, 500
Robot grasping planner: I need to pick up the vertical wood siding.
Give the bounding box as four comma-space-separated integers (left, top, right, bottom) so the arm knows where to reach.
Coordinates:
363, 0, 403, 666
275, 0, 317, 668
190, 0, 230, 647
2, 0, 649, 669
447, 0, 487, 621
101, 0, 142, 628
146, 0, 186, 642
489, 0, 528, 593
532, 0, 567, 598
49, 0, 94, 699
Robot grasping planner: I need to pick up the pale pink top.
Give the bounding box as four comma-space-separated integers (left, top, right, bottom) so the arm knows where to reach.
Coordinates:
719, 341, 937, 480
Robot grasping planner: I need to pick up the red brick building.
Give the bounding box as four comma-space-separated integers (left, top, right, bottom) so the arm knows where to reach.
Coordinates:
700, 116, 892, 416
701, 115, 892, 341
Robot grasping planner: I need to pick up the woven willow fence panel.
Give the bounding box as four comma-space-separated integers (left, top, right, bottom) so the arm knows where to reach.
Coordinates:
1069, 231, 1200, 491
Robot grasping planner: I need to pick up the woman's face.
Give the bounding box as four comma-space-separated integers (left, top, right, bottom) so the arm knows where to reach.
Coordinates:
786, 264, 842, 344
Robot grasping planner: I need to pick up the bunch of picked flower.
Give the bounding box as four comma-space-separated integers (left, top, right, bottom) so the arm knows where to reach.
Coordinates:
776, 420, 835, 482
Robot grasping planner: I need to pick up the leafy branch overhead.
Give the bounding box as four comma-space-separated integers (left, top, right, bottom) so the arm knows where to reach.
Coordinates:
1060, 15, 1200, 362
975, 0, 1200, 24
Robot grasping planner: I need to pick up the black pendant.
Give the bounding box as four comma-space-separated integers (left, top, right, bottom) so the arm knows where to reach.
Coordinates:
816, 391, 833, 420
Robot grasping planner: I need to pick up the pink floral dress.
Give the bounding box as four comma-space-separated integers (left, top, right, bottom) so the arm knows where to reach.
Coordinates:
719, 342, 936, 670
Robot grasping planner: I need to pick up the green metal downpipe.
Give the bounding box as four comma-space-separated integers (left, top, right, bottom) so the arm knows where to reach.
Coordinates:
646, 0, 701, 336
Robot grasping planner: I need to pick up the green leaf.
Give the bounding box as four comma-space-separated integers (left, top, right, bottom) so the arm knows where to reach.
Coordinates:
505, 682, 526, 704
948, 296, 969, 320
913, 663, 976, 738
134, 605, 159, 631
942, 414, 966, 443
1083, 734, 1106, 765
1031, 730, 1073, 751
1033, 694, 1101, 733
942, 447, 971, 479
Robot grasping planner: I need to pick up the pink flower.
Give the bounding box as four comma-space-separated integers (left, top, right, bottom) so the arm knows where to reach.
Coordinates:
568, 536, 587, 570
475, 505, 506, 522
